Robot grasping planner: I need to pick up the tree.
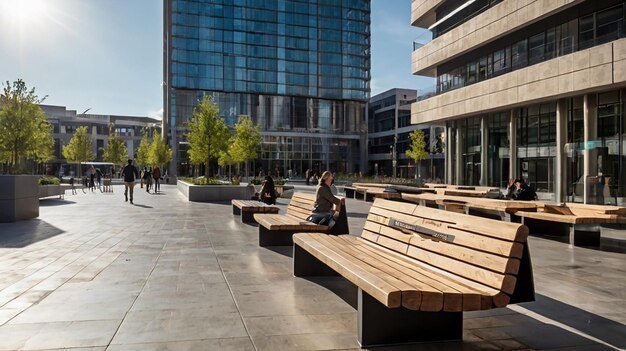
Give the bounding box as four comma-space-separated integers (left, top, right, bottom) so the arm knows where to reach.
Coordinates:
135, 129, 151, 168
186, 95, 230, 178
0, 79, 54, 173
149, 131, 172, 168
230, 116, 261, 180
103, 123, 128, 171
406, 129, 429, 179
62, 126, 94, 176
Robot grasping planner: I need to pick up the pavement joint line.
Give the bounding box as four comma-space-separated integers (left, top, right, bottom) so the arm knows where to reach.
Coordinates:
507, 304, 624, 351
104, 235, 166, 348
204, 222, 259, 351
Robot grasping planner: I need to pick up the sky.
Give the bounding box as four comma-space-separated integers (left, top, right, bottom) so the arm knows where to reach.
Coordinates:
0, 0, 433, 119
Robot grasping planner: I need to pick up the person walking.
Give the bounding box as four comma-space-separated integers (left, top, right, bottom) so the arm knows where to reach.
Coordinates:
122, 159, 139, 204
144, 167, 153, 193
152, 165, 161, 193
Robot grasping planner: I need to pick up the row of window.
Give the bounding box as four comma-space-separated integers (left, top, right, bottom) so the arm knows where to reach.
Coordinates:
171, 60, 369, 79
171, 77, 368, 100
171, 46, 369, 69
436, 4, 625, 95
172, 1, 369, 22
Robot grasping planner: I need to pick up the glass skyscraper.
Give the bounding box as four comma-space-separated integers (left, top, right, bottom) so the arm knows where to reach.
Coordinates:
163, 0, 371, 178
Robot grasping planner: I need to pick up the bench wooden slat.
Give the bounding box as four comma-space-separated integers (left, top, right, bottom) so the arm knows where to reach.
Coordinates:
366, 212, 525, 261
356, 231, 508, 310
294, 233, 402, 308
311, 234, 423, 310
370, 204, 527, 243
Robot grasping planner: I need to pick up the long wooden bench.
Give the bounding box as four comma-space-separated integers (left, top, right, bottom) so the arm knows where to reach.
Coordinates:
231, 199, 279, 224
254, 192, 349, 246
403, 193, 538, 221
516, 203, 626, 246
293, 198, 534, 347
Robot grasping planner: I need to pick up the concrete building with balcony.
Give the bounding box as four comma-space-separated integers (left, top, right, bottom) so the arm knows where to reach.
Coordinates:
411, 0, 626, 204
39, 105, 161, 177
368, 88, 444, 180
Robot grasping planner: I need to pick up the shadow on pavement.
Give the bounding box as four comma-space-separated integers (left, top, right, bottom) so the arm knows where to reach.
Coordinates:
0, 219, 65, 248
38, 199, 76, 206
520, 293, 626, 349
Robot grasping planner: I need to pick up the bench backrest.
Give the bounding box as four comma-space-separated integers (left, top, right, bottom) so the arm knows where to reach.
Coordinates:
286, 192, 318, 221
361, 199, 531, 303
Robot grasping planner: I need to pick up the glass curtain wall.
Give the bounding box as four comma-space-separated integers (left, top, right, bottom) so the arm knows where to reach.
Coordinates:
517, 103, 557, 193
566, 97, 584, 201
461, 117, 481, 185
597, 90, 625, 204
487, 112, 509, 188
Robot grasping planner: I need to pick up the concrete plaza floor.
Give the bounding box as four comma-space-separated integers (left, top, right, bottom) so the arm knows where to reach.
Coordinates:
0, 183, 624, 350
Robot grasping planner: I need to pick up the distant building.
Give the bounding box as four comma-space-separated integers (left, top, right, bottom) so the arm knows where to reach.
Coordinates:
40, 104, 160, 176
163, 0, 371, 178
411, 0, 626, 204
368, 88, 444, 180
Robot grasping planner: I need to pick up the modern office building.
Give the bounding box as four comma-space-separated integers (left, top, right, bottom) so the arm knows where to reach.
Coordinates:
368, 88, 444, 180
163, 0, 371, 178
411, 0, 626, 204
39, 105, 160, 176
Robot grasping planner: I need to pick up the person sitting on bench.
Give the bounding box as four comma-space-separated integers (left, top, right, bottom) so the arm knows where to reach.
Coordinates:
309, 171, 342, 226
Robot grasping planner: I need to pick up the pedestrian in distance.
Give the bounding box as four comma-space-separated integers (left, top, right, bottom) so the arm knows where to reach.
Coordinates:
152, 165, 161, 193
144, 167, 152, 193
69, 177, 77, 195
122, 159, 139, 204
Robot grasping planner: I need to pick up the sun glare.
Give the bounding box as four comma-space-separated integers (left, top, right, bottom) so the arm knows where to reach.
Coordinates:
2, 0, 48, 21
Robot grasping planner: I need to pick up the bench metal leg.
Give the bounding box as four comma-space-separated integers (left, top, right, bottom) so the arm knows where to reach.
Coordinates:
522, 218, 601, 247
293, 243, 340, 277
328, 204, 350, 235
232, 205, 241, 216
570, 224, 601, 247
241, 210, 256, 224
259, 226, 295, 246
358, 289, 462, 347
344, 188, 355, 198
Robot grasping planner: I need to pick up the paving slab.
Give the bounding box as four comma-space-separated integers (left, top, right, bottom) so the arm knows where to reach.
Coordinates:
0, 183, 623, 350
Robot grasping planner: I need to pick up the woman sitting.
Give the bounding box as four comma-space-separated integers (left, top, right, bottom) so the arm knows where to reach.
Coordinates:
258, 176, 277, 205
309, 171, 343, 225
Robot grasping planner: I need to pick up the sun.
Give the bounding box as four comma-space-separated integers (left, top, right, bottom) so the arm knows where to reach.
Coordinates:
2, 0, 48, 21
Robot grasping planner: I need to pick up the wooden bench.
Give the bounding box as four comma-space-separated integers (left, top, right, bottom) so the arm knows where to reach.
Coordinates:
293, 198, 534, 347
403, 193, 538, 221
516, 203, 626, 246
231, 199, 279, 224
253, 192, 349, 246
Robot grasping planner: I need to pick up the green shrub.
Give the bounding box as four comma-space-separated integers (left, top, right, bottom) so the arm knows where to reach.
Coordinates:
249, 178, 262, 185
38, 176, 60, 185
275, 179, 286, 185
179, 177, 233, 185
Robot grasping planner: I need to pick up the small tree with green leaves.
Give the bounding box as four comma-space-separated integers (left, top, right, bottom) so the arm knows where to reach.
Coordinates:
406, 129, 429, 180
230, 116, 261, 180
186, 95, 230, 178
103, 123, 128, 173
0, 79, 54, 173
135, 129, 151, 168
148, 131, 172, 168
62, 126, 94, 177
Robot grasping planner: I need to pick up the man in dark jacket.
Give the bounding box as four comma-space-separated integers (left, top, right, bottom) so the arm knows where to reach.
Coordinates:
122, 159, 139, 204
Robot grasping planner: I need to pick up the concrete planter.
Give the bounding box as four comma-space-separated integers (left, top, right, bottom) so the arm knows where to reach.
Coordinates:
38, 184, 70, 199
0, 175, 39, 222
177, 180, 255, 202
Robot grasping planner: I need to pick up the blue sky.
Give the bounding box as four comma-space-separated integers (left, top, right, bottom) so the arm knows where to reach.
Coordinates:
0, 0, 433, 118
